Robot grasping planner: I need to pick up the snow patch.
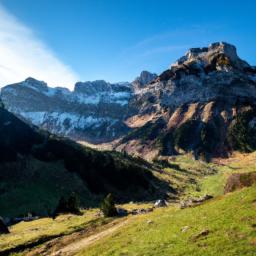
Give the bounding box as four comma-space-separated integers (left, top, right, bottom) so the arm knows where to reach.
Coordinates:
19, 111, 118, 134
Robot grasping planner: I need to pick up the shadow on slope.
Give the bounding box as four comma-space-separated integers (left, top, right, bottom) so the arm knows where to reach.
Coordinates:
0, 105, 171, 218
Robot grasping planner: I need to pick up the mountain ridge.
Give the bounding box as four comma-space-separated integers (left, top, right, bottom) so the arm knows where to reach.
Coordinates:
1, 42, 256, 161
1, 71, 156, 143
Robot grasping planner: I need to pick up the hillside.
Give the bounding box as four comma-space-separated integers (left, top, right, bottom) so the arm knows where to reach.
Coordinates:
116, 42, 256, 160
0, 103, 169, 218
80, 183, 256, 256
0, 152, 255, 255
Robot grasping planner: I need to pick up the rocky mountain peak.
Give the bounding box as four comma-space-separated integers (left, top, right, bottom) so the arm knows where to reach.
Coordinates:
172, 42, 249, 71
23, 77, 48, 91
134, 71, 157, 86
186, 42, 237, 60
132, 71, 157, 93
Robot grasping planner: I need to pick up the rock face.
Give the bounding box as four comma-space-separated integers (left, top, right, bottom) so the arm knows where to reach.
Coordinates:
116, 42, 256, 160
1, 73, 156, 143
132, 70, 157, 92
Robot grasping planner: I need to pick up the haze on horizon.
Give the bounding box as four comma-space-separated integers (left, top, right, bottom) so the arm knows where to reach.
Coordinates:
0, 0, 255, 90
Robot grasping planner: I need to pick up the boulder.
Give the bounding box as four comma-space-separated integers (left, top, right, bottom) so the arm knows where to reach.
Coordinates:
116, 208, 128, 216
130, 207, 154, 215
192, 194, 213, 203
181, 226, 190, 233
225, 172, 256, 193
180, 195, 213, 209
154, 199, 167, 208
191, 229, 210, 241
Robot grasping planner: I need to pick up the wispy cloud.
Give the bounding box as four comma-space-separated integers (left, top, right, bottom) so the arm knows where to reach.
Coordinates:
0, 5, 79, 89
139, 44, 189, 58
121, 24, 224, 60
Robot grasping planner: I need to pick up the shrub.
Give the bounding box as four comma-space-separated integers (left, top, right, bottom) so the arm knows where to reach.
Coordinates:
100, 193, 118, 217
54, 192, 81, 217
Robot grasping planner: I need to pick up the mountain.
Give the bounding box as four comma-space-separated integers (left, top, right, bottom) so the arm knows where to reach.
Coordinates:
1, 78, 131, 143
0, 101, 169, 218
1, 72, 156, 144
116, 42, 256, 160
1, 42, 256, 162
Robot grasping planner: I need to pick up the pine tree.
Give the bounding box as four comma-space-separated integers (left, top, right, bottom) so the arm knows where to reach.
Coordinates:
67, 192, 80, 214
53, 192, 81, 218
100, 193, 117, 217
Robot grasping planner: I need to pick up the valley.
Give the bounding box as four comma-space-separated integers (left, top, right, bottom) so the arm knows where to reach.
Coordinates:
0, 152, 255, 255
0, 42, 255, 256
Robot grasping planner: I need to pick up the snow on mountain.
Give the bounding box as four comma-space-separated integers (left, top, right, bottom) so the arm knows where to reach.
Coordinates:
1, 72, 156, 143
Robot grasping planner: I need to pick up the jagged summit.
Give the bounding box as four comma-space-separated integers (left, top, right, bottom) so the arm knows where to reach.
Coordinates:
156, 42, 256, 84
172, 42, 250, 71
134, 71, 157, 86
132, 71, 157, 93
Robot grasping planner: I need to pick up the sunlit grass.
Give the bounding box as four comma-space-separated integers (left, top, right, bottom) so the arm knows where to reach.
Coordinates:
79, 185, 256, 256
0, 209, 99, 252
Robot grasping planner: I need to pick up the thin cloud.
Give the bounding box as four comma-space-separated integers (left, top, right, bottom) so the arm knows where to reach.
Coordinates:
0, 4, 79, 89
121, 24, 224, 58
140, 44, 189, 58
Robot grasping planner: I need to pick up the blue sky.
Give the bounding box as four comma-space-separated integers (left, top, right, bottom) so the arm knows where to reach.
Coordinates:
0, 0, 255, 89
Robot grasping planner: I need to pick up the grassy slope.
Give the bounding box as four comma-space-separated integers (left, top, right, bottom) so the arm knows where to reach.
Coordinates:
76, 152, 256, 256
191, 152, 256, 197
1, 153, 255, 255
0, 209, 104, 253
0, 203, 156, 254
156, 152, 256, 199
79, 185, 256, 256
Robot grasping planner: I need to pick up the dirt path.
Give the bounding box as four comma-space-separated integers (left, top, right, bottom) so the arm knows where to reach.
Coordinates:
50, 219, 129, 256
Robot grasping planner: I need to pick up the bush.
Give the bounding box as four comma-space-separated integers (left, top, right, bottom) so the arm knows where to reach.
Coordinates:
100, 193, 118, 217
54, 192, 81, 217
